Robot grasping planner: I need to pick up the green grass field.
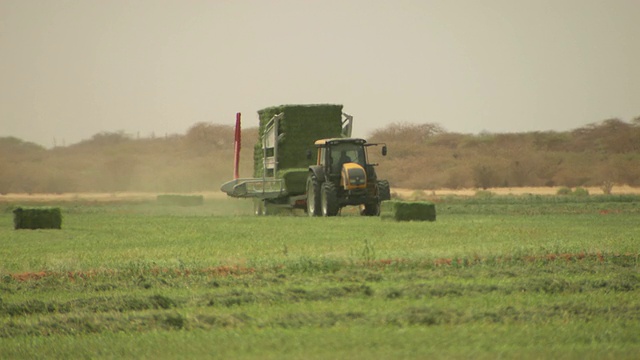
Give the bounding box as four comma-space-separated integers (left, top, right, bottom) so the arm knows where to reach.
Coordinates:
1, 195, 639, 359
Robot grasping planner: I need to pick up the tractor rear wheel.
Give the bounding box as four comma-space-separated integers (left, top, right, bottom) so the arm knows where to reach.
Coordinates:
321, 182, 339, 216
264, 200, 279, 216
253, 199, 264, 216
378, 180, 391, 201
361, 202, 380, 216
306, 173, 322, 217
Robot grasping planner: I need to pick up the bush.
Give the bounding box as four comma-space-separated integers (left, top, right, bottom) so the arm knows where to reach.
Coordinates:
409, 190, 428, 201
572, 187, 589, 197
474, 190, 494, 199
601, 181, 614, 195
472, 165, 500, 189
556, 187, 590, 197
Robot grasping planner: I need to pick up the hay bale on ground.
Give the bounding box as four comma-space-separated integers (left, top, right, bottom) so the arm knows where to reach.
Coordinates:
157, 195, 204, 206
13, 207, 62, 229
380, 200, 436, 222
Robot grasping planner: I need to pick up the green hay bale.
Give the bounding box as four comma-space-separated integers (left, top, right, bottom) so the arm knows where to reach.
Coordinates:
13, 207, 62, 229
254, 104, 344, 177
380, 200, 436, 222
157, 194, 204, 206
279, 168, 309, 195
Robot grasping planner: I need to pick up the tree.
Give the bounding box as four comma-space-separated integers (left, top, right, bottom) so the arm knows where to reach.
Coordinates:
369, 122, 444, 143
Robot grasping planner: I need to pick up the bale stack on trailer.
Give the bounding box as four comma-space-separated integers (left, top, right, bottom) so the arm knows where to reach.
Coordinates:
254, 104, 343, 179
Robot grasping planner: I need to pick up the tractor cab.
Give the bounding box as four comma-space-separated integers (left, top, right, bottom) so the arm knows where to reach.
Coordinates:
313, 138, 379, 186
312, 137, 388, 188
315, 138, 367, 181
306, 137, 389, 217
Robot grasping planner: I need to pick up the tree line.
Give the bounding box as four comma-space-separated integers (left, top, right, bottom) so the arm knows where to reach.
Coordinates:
1, 118, 639, 194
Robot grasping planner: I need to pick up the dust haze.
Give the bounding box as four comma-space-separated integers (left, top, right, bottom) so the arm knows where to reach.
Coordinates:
1, 119, 639, 196
1, 1, 639, 148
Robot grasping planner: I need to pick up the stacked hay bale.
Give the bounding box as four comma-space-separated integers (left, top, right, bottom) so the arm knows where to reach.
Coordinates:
13, 207, 62, 229
253, 104, 344, 196
278, 168, 310, 195
157, 194, 204, 206
380, 200, 436, 222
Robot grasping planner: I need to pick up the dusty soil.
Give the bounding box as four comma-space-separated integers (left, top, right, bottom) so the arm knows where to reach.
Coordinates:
392, 185, 640, 198
1, 186, 639, 203
0, 191, 229, 203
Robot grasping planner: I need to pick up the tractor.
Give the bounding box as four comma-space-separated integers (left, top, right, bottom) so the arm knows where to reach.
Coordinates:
306, 137, 390, 216
220, 104, 391, 216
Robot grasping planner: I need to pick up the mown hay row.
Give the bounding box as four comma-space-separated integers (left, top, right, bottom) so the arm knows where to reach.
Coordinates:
156, 195, 204, 206
254, 104, 344, 177
380, 200, 436, 221
13, 207, 62, 229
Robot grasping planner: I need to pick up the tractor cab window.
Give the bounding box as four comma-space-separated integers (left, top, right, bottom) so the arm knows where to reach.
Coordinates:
329, 143, 365, 172
318, 147, 327, 166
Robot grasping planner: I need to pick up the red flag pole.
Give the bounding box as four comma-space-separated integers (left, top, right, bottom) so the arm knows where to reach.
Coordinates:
233, 112, 241, 180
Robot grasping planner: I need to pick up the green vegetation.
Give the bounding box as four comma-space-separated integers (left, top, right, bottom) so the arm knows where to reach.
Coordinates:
1, 195, 639, 358
557, 186, 572, 195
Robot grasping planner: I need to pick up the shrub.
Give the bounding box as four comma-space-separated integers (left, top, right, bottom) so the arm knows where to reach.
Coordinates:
601, 180, 614, 195
556, 187, 572, 195
409, 190, 428, 201
472, 165, 500, 189
572, 187, 589, 197
474, 190, 494, 199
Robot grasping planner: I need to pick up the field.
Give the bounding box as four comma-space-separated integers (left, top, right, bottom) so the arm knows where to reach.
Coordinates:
1, 192, 639, 359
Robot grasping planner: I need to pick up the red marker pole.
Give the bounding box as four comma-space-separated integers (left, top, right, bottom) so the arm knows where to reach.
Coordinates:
233, 112, 241, 180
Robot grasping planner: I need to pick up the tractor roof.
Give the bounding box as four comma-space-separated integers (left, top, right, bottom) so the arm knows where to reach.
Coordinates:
314, 138, 366, 147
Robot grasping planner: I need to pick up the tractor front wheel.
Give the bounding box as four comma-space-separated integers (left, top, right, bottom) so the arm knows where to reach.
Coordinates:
377, 180, 391, 201
306, 173, 322, 217
321, 182, 339, 216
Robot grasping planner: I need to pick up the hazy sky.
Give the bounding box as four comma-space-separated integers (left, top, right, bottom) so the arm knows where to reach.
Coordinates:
1, 0, 639, 148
